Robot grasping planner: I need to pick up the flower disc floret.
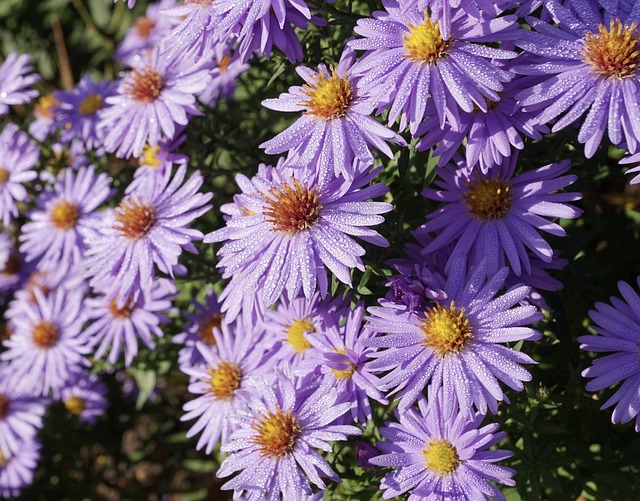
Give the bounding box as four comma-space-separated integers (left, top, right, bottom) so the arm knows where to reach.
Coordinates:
463, 177, 512, 221
64, 396, 85, 415
421, 302, 473, 357
287, 318, 314, 353
263, 179, 321, 234
403, 14, 450, 63
125, 66, 164, 103
50, 200, 79, 230
78, 93, 103, 115
0, 169, 8, 184
423, 439, 460, 476
32, 321, 58, 349
209, 361, 243, 401
583, 19, 640, 79
251, 407, 302, 458
114, 198, 157, 240
0, 395, 8, 419
301, 67, 353, 120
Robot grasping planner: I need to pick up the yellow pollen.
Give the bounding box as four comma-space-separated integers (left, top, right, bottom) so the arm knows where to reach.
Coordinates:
140, 144, 162, 168
263, 179, 321, 234
50, 199, 79, 230
463, 176, 512, 221
0, 451, 6, 467
0, 167, 9, 184
251, 407, 302, 458
208, 361, 243, 400
32, 320, 59, 349
79, 93, 103, 115
423, 439, 460, 475
125, 66, 164, 104
35, 94, 59, 119
583, 19, 640, 79
0, 393, 9, 419
420, 302, 473, 357
197, 313, 224, 345
114, 197, 156, 239
109, 297, 135, 318
403, 13, 450, 64
218, 55, 232, 73
134, 15, 155, 38
65, 396, 86, 416
286, 318, 315, 353
301, 67, 353, 120
331, 349, 356, 381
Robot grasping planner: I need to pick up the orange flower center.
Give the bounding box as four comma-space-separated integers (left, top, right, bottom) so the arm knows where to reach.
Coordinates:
50, 199, 79, 230
404, 13, 450, 64
420, 302, 473, 357
301, 67, 353, 120
218, 55, 232, 73
197, 313, 224, 345
208, 361, 243, 400
0, 393, 9, 419
263, 180, 321, 234
134, 15, 155, 38
32, 320, 59, 349
251, 407, 302, 458
114, 198, 156, 239
583, 19, 640, 79
1, 252, 20, 276
125, 66, 164, 104
463, 176, 512, 221
0, 167, 9, 184
109, 296, 135, 318
35, 94, 60, 119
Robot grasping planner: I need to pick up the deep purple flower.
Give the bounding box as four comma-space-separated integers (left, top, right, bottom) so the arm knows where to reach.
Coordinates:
0, 369, 47, 456
578, 277, 640, 431
421, 153, 582, 278
0, 234, 22, 296
85, 165, 211, 304
261, 45, 405, 180
514, 0, 640, 156
0, 53, 39, 115
349, 1, 518, 134
53, 75, 116, 149
102, 46, 211, 158
60, 370, 109, 425
1, 288, 91, 396
84, 278, 176, 367
365, 255, 543, 416
198, 45, 250, 107
217, 369, 361, 499
0, 125, 39, 227
181, 320, 273, 454
371, 389, 515, 500
205, 162, 391, 323
19, 166, 113, 271
620, 151, 640, 184
0, 439, 40, 499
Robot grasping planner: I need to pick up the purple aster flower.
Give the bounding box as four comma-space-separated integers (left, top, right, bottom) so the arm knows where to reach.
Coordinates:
304, 302, 388, 424
125, 131, 188, 195
416, 74, 549, 172
19, 165, 113, 271
421, 153, 583, 278
260, 45, 405, 180
101, 46, 211, 158
181, 320, 273, 454
0, 439, 40, 499
175, 289, 224, 368
1, 287, 91, 397
0, 53, 39, 114
264, 292, 348, 372
161, 1, 221, 61
197, 45, 250, 107
84, 165, 212, 304
578, 277, 640, 431
0, 124, 39, 227
53, 75, 116, 149
349, 1, 518, 134
620, 151, 640, 184
60, 370, 109, 425
217, 369, 361, 499
365, 255, 543, 416
354, 441, 380, 469
116, 0, 179, 66
0, 369, 47, 456
370, 389, 515, 500
204, 162, 391, 324
28, 93, 60, 141
0, 234, 23, 296
85, 278, 176, 367
514, 0, 640, 156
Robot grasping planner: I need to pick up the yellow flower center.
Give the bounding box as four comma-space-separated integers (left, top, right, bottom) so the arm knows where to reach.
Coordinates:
251, 407, 302, 458
301, 67, 353, 120
79, 93, 104, 115
463, 176, 512, 221
0, 393, 9, 419
420, 302, 473, 357
114, 198, 156, 239
125, 66, 164, 104
35, 94, 59, 119
50, 199, 79, 230
423, 439, 460, 475
208, 361, 243, 401
583, 19, 640, 79
32, 320, 59, 349
286, 318, 315, 353
403, 13, 450, 64
0, 451, 6, 467
263, 180, 321, 234
65, 396, 86, 416
0, 167, 9, 184
140, 144, 162, 168
331, 348, 356, 381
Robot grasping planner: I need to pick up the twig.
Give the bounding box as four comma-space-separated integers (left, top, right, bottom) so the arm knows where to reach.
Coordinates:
50, 14, 74, 90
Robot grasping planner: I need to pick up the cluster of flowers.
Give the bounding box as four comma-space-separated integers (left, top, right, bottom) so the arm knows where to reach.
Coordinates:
1, 0, 640, 498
